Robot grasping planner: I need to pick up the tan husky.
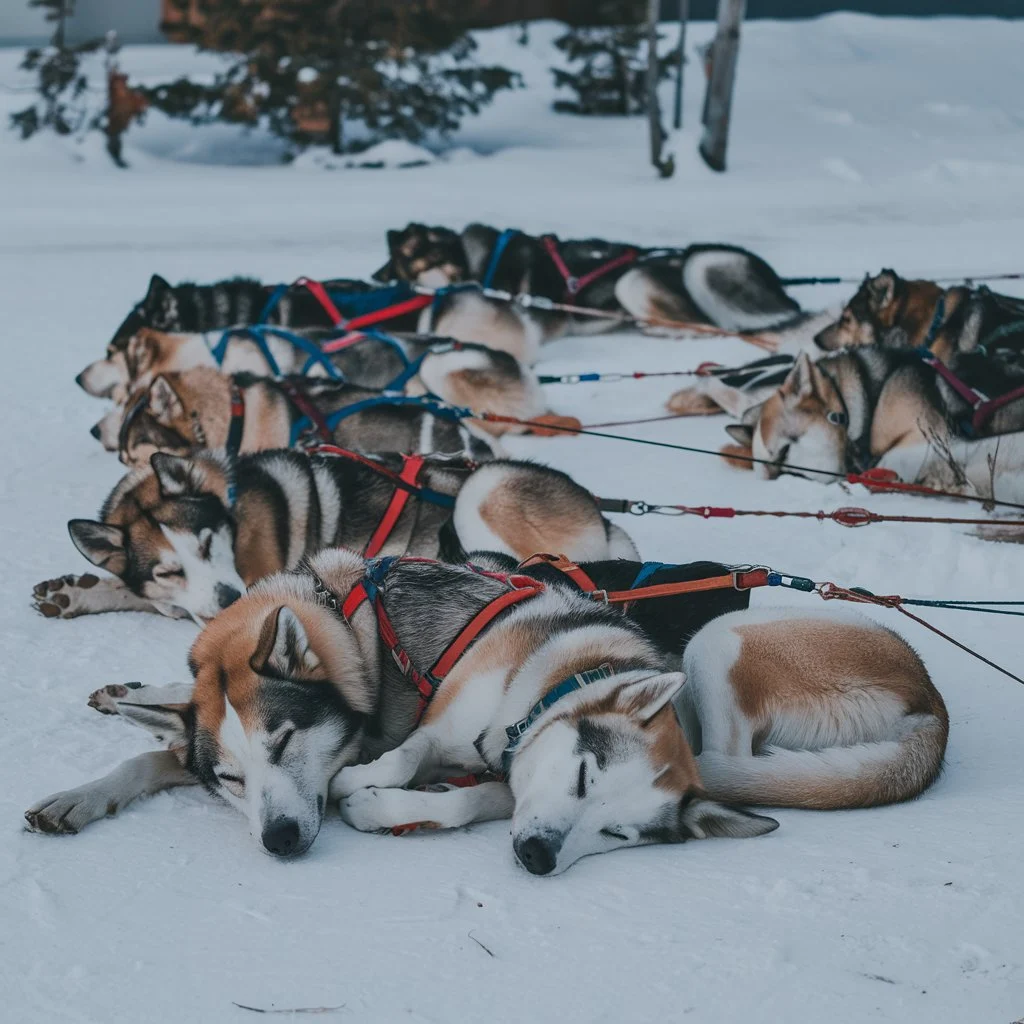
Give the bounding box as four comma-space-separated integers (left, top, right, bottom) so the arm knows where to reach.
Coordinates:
27, 552, 947, 874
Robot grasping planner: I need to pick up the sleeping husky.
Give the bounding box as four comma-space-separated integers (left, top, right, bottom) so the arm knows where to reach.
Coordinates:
86, 328, 576, 451
113, 367, 505, 470
738, 349, 1024, 499
34, 450, 636, 622
26, 551, 947, 875
375, 222, 804, 363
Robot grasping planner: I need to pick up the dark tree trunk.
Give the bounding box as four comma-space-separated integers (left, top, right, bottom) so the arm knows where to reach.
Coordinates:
646, 0, 673, 176
699, 0, 746, 173
672, 0, 688, 130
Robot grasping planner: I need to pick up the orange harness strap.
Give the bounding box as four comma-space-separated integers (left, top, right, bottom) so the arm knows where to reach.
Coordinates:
518, 552, 601, 593
363, 455, 426, 559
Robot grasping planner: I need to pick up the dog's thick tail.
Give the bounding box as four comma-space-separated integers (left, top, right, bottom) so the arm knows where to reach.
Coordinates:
697, 713, 949, 810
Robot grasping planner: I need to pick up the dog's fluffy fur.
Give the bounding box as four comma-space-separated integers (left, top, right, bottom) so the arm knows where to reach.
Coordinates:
27, 552, 946, 875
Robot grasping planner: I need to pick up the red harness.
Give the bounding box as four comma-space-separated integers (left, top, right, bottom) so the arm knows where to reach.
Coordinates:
293, 276, 433, 337
540, 235, 639, 303
339, 561, 545, 723
306, 445, 468, 559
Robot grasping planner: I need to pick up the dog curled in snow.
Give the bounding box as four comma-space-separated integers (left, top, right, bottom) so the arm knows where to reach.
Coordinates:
79, 274, 428, 398
27, 552, 947, 875
732, 347, 1024, 497
34, 450, 636, 622
374, 222, 804, 363
112, 367, 507, 471
86, 328, 578, 451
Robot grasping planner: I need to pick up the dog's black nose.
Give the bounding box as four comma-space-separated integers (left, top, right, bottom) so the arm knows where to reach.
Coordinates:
90, 423, 102, 440
514, 834, 558, 876
216, 583, 242, 609
261, 818, 301, 857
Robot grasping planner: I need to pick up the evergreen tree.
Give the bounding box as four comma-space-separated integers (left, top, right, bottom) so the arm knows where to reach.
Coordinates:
551, 0, 670, 117
149, 0, 520, 156
10, 1, 103, 140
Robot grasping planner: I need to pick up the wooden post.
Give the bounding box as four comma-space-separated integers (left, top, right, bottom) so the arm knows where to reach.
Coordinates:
699, 0, 745, 173
645, 0, 673, 177
672, 0, 689, 130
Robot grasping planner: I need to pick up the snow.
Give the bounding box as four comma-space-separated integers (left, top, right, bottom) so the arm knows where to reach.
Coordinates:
2, 14, 1024, 1024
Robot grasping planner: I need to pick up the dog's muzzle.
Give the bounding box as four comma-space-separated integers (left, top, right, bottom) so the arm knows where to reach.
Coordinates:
261, 817, 302, 858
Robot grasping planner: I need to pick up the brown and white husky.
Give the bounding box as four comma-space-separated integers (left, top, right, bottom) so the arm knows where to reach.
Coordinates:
26, 552, 947, 874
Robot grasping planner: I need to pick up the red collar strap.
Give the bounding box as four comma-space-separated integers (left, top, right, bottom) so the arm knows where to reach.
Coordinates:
339, 561, 545, 723
540, 235, 639, 302
278, 378, 333, 442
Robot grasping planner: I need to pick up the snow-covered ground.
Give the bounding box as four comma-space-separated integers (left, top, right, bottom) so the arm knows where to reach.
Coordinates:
2, 14, 1023, 1023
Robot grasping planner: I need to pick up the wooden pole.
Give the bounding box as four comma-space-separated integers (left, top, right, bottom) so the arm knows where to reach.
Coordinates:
699, 0, 745, 173
672, 0, 689, 130
645, 0, 673, 177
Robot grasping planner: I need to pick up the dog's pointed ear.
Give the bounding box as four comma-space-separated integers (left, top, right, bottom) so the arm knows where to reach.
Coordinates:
616, 671, 686, 724
867, 270, 897, 311
125, 329, 158, 379
147, 375, 185, 425
151, 452, 204, 498
724, 423, 754, 446
144, 274, 172, 305
68, 520, 128, 575
680, 795, 779, 840
251, 606, 323, 681
779, 352, 828, 404
371, 258, 396, 282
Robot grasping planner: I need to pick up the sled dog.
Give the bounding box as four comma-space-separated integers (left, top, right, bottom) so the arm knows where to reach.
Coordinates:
375, 222, 804, 362
34, 451, 636, 622
27, 554, 946, 875
114, 367, 503, 469
86, 329, 575, 450
737, 349, 1024, 497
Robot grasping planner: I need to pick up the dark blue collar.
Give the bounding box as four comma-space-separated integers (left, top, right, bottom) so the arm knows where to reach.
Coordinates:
501, 663, 614, 772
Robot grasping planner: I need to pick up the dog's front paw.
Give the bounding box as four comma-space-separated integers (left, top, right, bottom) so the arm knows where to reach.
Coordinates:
333, 764, 377, 799
87, 682, 141, 715
32, 574, 100, 619
339, 787, 426, 833
24, 783, 116, 835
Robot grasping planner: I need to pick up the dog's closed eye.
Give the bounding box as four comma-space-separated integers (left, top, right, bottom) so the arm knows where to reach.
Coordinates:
600, 828, 629, 842
216, 772, 245, 798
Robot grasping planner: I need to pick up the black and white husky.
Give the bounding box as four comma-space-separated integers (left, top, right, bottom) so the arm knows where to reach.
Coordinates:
27, 551, 946, 875
34, 450, 637, 622
375, 222, 805, 363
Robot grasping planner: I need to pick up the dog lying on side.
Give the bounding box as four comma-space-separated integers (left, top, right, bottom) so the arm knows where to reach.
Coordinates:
82, 274, 424, 396
87, 328, 576, 451
374, 222, 804, 363
27, 551, 948, 876
34, 450, 636, 622
733, 349, 1024, 497
114, 367, 502, 469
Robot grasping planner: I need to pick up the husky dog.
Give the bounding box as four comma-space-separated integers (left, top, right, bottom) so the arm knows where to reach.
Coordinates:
34, 451, 636, 622
114, 367, 503, 470
815, 270, 1024, 365
27, 554, 947, 875
740, 349, 1024, 496
87, 329, 576, 451
80, 274, 422, 397
374, 223, 803, 362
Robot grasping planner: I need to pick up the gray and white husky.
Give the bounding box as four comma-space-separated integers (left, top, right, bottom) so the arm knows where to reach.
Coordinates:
34, 449, 636, 623
26, 551, 947, 874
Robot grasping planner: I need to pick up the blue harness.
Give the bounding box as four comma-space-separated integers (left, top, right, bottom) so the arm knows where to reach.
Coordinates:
481, 229, 520, 289
501, 663, 615, 772
207, 326, 344, 380
288, 391, 471, 447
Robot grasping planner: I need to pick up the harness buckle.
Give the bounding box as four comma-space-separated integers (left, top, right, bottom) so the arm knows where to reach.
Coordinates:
628, 501, 652, 516
590, 589, 609, 604
565, 276, 580, 294
391, 648, 411, 675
